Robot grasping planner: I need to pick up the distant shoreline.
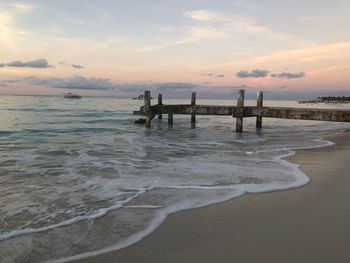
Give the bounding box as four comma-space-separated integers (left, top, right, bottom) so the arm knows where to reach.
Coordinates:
299, 100, 350, 104
299, 96, 350, 104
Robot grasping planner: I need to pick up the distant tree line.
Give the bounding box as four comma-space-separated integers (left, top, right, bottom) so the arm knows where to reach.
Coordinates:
316, 96, 350, 103
299, 96, 350, 104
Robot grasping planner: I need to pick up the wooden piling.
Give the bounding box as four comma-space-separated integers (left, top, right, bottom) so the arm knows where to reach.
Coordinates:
256, 91, 263, 128
191, 92, 196, 126
158, 94, 163, 119
144, 90, 151, 128
168, 113, 173, 125
236, 89, 245, 132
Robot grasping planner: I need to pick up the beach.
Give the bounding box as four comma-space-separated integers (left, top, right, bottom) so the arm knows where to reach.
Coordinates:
1, 0, 350, 262
75, 131, 350, 263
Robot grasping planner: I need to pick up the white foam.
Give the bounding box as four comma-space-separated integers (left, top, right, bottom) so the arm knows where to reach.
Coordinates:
0, 183, 158, 241
47, 188, 245, 263
123, 205, 164, 209
46, 139, 325, 263
47, 137, 335, 263
0, 135, 336, 244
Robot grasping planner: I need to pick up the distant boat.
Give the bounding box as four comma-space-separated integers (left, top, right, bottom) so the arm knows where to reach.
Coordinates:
133, 94, 153, 100
63, 93, 81, 99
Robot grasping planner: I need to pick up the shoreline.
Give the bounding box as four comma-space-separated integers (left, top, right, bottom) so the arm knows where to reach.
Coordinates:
74, 130, 350, 263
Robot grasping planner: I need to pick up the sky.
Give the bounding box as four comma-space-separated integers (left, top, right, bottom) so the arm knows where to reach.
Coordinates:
0, 0, 349, 99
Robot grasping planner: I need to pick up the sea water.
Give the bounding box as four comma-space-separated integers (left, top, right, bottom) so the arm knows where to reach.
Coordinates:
0, 95, 349, 262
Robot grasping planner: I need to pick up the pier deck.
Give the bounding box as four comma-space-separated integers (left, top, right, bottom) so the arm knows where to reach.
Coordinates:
134, 90, 350, 131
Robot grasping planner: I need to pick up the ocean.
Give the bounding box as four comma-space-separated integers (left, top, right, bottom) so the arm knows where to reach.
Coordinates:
0, 95, 349, 262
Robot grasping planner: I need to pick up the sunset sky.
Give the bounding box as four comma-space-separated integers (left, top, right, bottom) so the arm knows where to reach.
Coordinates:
0, 0, 349, 98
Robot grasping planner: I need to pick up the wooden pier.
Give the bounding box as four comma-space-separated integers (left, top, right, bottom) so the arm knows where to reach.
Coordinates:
134, 89, 350, 132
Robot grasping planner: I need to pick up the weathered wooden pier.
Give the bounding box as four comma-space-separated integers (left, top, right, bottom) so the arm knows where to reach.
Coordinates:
134, 89, 350, 132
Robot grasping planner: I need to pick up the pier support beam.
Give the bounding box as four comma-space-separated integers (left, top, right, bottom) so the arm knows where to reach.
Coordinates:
191, 92, 196, 127
158, 94, 163, 119
236, 89, 245, 132
168, 113, 173, 125
144, 90, 151, 128
256, 91, 263, 128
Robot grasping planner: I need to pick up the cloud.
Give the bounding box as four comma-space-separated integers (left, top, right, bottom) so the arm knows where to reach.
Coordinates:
136, 38, 195, 52
9, 76, 200, 93
3, 74, 348, 100
231, 84, 248, 90
115, 82, 201, 95
6, 59, 51, 68
184, 10, 220, 21
0, 63, 5, 67
0, 12, 15, 46
201, 73, 214, 76
236, 70, 305, 79
154, 82, 198, 91
137, 9, 275, 53
0, 78, 23, 86
201, 73, 225, 78
189, 26, 227, 38
72, 64, 84, 69
270, 72, 306, 79
9, 4, 36, 13
236, 69, 270, 78
222, 42, 350, 68
0, 3, 36, 48
26, 75, 114, 90
184, 9, 268, 34
59, 62, 84, 69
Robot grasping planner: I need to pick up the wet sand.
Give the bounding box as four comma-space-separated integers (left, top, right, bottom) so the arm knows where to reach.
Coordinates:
75, 131, 350, 263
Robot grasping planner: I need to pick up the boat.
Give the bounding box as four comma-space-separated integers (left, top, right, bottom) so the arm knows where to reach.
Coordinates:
132, 94, 153, 100
133, 94, 144, 100
63, 92, 81, 99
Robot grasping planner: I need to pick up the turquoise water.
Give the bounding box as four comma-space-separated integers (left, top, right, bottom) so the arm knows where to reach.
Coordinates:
0, 95, 349, 262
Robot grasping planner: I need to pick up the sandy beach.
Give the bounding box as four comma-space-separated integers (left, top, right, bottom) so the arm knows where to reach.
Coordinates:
74, 131, 350, 263
1, 1, 350, 262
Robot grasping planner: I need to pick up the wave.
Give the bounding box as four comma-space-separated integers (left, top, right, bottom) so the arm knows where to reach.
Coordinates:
47, 140, 325, 263
0, 184, 157, 242
0, 136, 335, 263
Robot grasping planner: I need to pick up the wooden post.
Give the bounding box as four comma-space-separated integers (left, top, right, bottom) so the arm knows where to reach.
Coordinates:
158, 94, 163, 119
256, 91, 263, 128
168, 113, 173, 125
236, 89, 245, 132
144, 90, 151, 128
191, 92, 196, 126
